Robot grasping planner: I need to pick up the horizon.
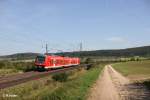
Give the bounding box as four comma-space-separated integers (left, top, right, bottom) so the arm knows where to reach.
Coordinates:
0, 0, 150, 55
1, 45, 150, 56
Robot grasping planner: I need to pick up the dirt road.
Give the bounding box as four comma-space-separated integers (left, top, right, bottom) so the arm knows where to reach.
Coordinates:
88, 65, 150, 100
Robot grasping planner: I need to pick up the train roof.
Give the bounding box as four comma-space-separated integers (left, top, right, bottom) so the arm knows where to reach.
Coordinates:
36, 54, 80, 59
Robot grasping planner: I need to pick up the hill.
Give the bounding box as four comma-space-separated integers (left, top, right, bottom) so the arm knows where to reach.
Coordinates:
0, 53, 40, 60
0, 46, 150, 60
56, 46, 150, 57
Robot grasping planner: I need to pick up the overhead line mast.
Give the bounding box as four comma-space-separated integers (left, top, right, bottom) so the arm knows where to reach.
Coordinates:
46, 43, 48, 55
80, 42, 83, 51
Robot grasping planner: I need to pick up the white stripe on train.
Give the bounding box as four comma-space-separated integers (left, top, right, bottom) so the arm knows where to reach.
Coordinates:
44, 64, 79, 69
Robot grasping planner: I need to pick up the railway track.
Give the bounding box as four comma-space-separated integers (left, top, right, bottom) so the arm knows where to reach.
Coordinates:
0, 65, 85, 89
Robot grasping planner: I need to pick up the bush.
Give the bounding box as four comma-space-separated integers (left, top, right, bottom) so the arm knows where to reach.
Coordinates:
85, 58, 94, 64
85, 64, 92, 70
0, 62, 5, 68
143, 80, 150, 90
52, 73, 69, 82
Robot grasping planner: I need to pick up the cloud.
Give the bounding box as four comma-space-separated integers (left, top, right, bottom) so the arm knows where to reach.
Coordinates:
106, 37, 126, 43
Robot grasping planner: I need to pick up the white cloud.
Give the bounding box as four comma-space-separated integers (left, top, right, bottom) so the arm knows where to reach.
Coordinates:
106, 37, 126, 43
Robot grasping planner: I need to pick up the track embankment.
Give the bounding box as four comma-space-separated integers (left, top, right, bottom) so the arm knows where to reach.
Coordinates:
88, 65, 150, 100
0, 65, 83, 89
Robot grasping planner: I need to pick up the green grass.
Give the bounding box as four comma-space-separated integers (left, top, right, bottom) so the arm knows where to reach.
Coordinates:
0, 74, 62, 100
39, 66, 103, 100
0, 61, 35, 76
0, 69, 22, 76
112, 60, 150, 77
0, 64, 104, 100
112, 60, 150, 91
0, 61, 35, 71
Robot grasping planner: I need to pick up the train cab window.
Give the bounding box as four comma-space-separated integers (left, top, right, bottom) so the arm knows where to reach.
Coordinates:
36, 56, 45, 63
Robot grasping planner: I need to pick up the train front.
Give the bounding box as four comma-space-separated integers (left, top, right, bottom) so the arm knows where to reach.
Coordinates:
35, 55, 46, 71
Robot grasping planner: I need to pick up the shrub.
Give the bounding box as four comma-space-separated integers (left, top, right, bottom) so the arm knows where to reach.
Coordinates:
143, 80, 150, 90
0, 62, 5, 68
52, 73, 69, 82
85, 58, 94, 64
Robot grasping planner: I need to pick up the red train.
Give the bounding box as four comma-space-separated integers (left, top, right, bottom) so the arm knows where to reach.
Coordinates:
35, 55, 80, 71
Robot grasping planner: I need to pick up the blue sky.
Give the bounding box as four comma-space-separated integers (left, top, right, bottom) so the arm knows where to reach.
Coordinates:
0, 0, 150, 55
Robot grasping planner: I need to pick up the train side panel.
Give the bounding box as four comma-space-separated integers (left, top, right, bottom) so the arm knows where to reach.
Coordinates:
35, 55, 80, 70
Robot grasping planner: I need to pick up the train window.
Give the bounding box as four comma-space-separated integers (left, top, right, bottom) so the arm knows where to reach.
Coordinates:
36, 56, 45, 63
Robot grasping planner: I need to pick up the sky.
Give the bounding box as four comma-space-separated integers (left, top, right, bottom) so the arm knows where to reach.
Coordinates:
0, 0, 150, 55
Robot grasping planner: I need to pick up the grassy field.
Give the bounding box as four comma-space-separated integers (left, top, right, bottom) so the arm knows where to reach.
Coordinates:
0, 61, 35, 76
112, 60, 150, 80
0, 64, 104, 100
0, 69, 22, 77
112, 60, 150, 91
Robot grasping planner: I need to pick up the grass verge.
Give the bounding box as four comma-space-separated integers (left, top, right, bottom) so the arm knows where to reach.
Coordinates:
0, 64, 104, 100
0, 69, 22, 77
39, 65, 103, 100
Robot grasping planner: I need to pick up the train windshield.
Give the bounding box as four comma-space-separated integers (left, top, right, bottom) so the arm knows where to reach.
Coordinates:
36, 56, 45, 63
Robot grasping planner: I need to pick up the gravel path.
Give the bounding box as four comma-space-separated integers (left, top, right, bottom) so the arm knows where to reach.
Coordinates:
88, 65, 150, 100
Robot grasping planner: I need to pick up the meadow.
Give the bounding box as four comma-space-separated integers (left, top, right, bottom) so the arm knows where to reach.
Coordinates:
112, 60, 150, 78
112, 60, 150, 91
0, 60, 35, 76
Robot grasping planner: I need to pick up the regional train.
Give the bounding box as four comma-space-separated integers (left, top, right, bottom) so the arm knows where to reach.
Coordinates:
35, 55, 80, 71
